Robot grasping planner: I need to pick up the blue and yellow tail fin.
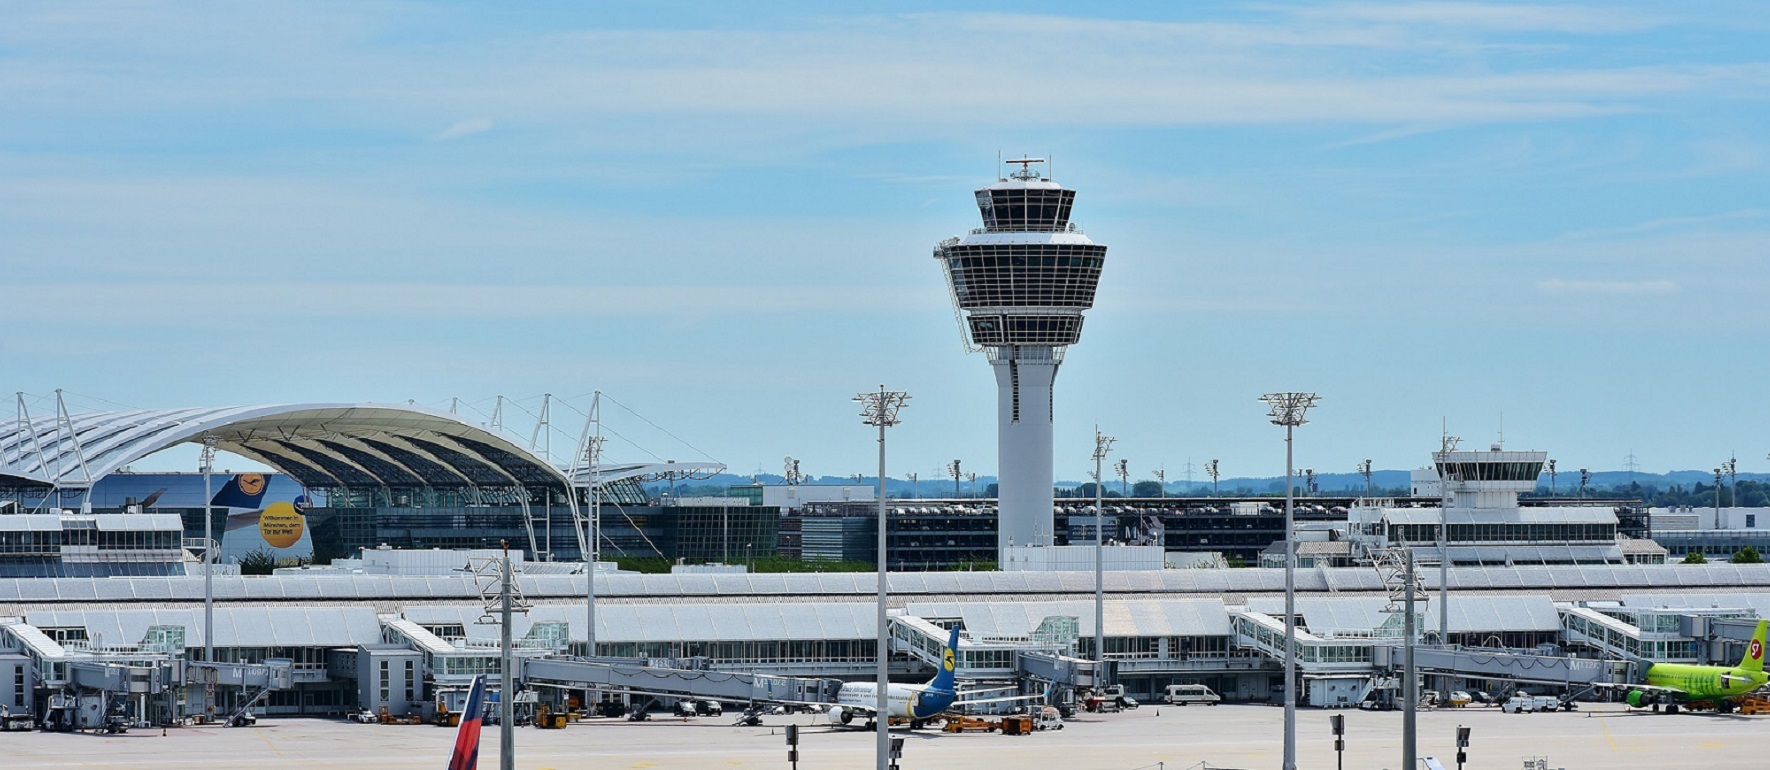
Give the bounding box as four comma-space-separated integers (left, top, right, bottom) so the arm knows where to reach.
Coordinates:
929, 625, 960, 694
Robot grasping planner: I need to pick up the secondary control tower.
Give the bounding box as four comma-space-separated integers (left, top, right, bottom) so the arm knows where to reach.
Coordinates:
935, 158, 1108, 553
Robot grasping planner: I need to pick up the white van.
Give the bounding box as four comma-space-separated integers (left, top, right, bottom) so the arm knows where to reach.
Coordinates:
1164, 684, 1221, 706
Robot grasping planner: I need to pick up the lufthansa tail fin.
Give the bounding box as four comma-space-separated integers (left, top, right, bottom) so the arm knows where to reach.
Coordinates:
1739, 619, 1767, 673
928, 625, 960, 694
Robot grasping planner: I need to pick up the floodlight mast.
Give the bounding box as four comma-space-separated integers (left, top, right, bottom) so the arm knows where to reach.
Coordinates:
1259, 391, 1319, 770
855, 386, 910, 770
200, 436, 216, 720
1092, 427, 1116, 687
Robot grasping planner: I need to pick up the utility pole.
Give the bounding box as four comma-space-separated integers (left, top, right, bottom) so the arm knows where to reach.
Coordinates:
856, 386, 910, 770
1403, 546, 1418, 770
585, 392, 605, 662
499, 541, 516, 770
1260, 391, 1319, 770
1092, 427, 1116, 684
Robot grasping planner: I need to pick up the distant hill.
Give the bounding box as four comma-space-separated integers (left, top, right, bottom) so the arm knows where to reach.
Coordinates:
650, 469, 1770, 499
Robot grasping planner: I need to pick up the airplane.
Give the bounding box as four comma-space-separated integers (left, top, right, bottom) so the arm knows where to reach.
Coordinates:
822, 625, 1043, 729
1612, 618, 1768, 714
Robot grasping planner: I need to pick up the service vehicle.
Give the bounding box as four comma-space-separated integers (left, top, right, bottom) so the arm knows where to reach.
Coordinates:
1164, 684, 1222, 706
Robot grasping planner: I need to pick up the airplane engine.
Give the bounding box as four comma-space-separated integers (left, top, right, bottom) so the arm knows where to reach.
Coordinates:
1625, 690, 1649, 708
825, 706, 854, 725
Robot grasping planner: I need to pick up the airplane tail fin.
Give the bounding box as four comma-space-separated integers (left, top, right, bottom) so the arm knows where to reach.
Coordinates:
929, 625, 960, 694
1739, 620, 1767, 673
446, 675, 487, 770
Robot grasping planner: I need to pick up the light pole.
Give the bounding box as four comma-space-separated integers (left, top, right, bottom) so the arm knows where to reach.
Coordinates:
907, 472, 917, 500
1260, 391, 1320, 770
1547, 459, 1557, 496
1359, 459, 1373, 497
1092, 426, 1116, 684
499, 541, 516, 770
855, 386, 910, 770
1115, 458, 1129, 497
1716, 467, 1724, 520
1152, 467, 1166, 499
200, 440, 215, 669
1207, 459, 1220, 497
1724, 456, 1738, 507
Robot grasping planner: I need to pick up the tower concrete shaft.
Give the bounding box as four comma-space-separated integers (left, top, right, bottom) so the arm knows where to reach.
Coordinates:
936, 158, 1107, 555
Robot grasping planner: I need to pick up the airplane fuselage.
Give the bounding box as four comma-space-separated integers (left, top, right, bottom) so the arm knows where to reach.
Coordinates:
1644, 663, 1768, 701
833, 682, 955, 721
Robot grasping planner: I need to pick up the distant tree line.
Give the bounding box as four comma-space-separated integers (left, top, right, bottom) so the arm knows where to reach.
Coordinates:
1524, 480, 1770, 508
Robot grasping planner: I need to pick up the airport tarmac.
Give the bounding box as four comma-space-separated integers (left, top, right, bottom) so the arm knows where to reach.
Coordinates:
3, 703, 1764, 769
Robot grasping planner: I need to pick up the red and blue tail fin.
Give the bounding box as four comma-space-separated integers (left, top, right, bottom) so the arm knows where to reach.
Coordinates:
447, 675, 487, 770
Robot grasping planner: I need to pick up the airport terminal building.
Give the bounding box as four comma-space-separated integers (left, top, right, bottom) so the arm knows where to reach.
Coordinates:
2, 402, 1765, 728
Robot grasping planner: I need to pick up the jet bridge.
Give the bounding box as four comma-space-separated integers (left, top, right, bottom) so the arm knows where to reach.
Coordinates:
523, 657, 841, 707
1389, 645, 1627, 689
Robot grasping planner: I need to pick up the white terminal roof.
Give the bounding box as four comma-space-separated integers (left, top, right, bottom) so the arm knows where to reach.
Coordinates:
24, 606, 381, 648
907, 599, 1231, 638
6, 565, 1770, 608
1245, 596, 1560, 633
401, 603, 880, 644
1621, 593, 1770, 616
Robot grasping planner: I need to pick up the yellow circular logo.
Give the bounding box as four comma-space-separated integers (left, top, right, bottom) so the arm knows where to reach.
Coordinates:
257, 502, 305, 549
942, 647, 955, 672
237, 474, 266, 496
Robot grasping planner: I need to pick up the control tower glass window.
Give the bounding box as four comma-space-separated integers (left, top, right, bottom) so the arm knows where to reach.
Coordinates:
977, 189, 1077, 232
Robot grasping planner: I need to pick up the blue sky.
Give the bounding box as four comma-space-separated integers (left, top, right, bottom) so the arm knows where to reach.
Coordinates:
4, 1, 1769, 482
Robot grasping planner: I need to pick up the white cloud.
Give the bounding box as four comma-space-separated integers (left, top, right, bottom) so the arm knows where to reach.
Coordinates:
1295, 3, 1665, 34
1, 283, 945, 324
435, 117, 494, 141
1535, 278, 1679, 295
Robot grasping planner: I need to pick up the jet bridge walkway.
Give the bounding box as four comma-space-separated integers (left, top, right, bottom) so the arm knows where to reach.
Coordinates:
523, 657, 841, 707
1389, 645, 1627, 689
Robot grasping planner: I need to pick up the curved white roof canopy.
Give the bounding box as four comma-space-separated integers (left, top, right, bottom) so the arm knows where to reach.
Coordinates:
0, 403, 571, 492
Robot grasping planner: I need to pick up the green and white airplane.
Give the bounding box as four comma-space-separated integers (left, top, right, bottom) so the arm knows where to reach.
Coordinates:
1617, 618, 1768, 713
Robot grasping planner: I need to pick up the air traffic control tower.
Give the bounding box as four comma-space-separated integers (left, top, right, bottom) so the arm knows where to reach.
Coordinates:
935, 158, 1108, 553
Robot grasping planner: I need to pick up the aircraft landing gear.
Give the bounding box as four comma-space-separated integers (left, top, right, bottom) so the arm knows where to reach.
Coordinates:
1665, 703, 1680, 715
